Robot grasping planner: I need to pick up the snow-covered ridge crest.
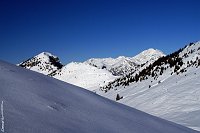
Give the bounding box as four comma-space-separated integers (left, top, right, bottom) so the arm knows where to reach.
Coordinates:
131, 48, 165, 64
85, 48, 165, 76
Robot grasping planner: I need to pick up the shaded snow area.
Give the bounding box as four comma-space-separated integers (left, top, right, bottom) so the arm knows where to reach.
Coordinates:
0, 60, 198, 133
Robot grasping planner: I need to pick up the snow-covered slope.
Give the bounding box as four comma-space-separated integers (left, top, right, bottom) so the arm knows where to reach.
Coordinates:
51, 62, 118, 91
97, 41, 200, 130
18, 52, 63, 75
85, 48, 165, 76
0, 60, 198, 133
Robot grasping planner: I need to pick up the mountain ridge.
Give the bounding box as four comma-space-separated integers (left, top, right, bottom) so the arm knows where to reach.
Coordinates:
85, 48, 165, 76
18, 48, 164, 90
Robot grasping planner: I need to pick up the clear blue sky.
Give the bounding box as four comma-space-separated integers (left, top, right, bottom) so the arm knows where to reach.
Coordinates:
0, 0, 200, 64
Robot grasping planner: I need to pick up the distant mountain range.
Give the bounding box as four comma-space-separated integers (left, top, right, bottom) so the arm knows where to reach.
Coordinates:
18, 48, 164, 90
18, 41, 200, 131
85, 48, 165, 76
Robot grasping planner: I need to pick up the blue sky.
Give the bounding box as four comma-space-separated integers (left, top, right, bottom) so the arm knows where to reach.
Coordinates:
0, 0, 200, 64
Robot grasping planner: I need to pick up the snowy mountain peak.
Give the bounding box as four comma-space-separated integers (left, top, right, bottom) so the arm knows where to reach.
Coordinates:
19, 52, 63, 75
116, 56, 127, 60
131, 48, 165, 64
142, 48, 163, 54
38, 51, 56, 58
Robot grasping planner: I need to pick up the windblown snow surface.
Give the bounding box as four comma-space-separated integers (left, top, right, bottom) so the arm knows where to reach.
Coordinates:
0, 60, 198, 133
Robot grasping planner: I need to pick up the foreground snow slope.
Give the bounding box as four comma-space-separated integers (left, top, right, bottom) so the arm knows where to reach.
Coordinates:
0, 60, 198, 133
